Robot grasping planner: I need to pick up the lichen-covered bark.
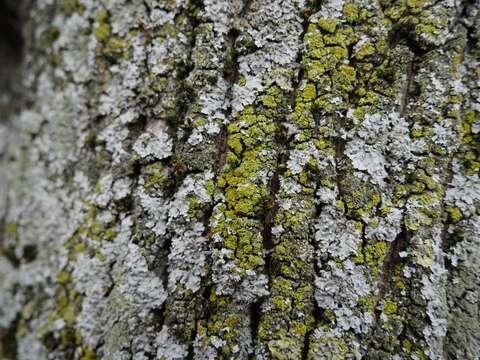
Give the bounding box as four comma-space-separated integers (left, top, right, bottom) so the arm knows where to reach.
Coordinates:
0, 0, 479, 359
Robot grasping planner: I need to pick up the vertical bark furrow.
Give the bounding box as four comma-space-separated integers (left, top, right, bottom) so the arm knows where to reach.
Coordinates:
154, 0, 250, 357
300, 0, 477, 358
442, 6, 480, 356
200, 0, 307, 357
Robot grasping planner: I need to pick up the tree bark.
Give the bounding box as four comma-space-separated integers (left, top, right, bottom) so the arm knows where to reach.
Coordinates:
1, 0, 479, 359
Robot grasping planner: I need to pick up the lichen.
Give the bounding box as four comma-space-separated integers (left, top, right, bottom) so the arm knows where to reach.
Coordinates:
1, 0, 478, 358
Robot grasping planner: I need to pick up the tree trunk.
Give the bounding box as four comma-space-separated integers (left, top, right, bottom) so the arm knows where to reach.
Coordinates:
1, 0, 479, 359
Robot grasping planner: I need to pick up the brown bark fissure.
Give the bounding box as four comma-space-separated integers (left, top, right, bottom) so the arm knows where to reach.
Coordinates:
0, 2, 23, 117
399, 59, 414, 118
191, 13, 243, 358
247, 300, 262, 360
254, 4, 323, 356
365, 34, 420, 344
261, 154, 283, 287
159, 0, 208, 348
216, 27, 241, 172
298, 8, 324, 357
365, 222, 411, 352
0, 0, 24, 272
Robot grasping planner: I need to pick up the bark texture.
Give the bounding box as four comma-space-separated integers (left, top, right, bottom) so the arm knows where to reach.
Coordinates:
1, 0, 479, 359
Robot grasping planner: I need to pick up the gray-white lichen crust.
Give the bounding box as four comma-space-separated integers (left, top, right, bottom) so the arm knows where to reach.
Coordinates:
0, 0, 479, 359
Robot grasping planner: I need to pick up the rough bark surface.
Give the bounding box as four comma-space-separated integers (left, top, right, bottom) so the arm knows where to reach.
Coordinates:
1, 0, 479, 359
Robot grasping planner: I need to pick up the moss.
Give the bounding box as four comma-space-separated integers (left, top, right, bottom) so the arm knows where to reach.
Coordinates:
307, 62, 328, 82
411, 128, 424, 138
395, 276, 406, 290
352, 106, 368, 120
104, 37, 127, 60
42, 285, 85, 354
291, 322, 309, 337
261, 87, 282, 109
104, 229, 117, 241
95, 250, 107, 262
93, 10, 129, 61
145, 171, 168, 190
416, 169, 437, 190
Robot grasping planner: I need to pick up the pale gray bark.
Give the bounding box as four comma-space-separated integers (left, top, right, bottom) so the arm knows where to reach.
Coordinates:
1, 0, 479, 359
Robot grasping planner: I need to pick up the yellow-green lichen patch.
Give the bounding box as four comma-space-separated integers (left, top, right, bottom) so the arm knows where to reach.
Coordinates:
355, 41, 375, 60
143, 162, 173, 192
343, 3, 359, 23
295, 1, 457, 357
308, 333, 352, 360
267, 337, 303, 360
94, 10, 111, 42
63, 0, 84, 16
383, 0, 451, 48
37, 268, 91, 357
360, 241, 389, 278
56, 271, 71, 285
302, 83, 317, 102
205, 92, 284, 355
93, 9, 132, 62
318, 18, 339, 33
383, 300, 398, 316
3, 222, 17, 239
